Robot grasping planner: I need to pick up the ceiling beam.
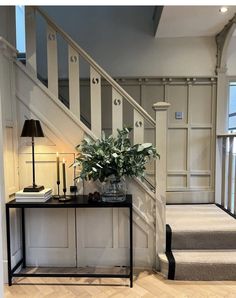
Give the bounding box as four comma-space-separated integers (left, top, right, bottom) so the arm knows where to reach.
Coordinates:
153, 6, 163, 37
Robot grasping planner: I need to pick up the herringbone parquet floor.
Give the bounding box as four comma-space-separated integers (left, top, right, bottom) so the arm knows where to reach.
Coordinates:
4, 270, 236, 298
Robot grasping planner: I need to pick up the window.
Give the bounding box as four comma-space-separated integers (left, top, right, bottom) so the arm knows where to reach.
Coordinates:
228, 82, 236, 131
15, 6, 25, 53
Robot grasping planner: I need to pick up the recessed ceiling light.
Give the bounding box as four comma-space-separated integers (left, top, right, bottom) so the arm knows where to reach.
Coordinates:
220, 7, 228, 13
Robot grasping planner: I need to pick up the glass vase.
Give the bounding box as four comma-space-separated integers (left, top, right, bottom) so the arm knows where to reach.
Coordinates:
102, 176, 126, 202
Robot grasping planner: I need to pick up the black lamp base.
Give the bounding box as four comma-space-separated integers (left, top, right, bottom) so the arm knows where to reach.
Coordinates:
23, 185, 45, 192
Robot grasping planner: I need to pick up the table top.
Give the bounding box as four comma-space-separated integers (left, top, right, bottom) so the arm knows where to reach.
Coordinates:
6, 194, 132, 208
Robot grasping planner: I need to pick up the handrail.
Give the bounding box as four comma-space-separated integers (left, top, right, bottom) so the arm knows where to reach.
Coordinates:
35, 7, 156, 127
217, 133, 236, 137
0, 36, 18, 54
142, 177, 155, 193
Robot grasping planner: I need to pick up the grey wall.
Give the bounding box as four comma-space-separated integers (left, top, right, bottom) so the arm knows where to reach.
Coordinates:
36, 6, 216, 78
0, 6, 16, 46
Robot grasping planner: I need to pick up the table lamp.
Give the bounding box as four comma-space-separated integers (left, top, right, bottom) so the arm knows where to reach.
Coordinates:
21, 119, 45, 192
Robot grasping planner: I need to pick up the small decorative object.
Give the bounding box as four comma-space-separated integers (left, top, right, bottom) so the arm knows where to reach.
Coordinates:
59, 158, 72, 201
73, 128, 159, 202
15, 188, 52, 202
20, 119, 45, 192
54, 152, 61, 199
88, 191, 101, 203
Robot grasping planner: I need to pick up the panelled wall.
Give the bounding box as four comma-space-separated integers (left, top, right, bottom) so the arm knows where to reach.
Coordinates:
0, 43, 20, 281
166, 79, 216, 202
59, 77, 216, 203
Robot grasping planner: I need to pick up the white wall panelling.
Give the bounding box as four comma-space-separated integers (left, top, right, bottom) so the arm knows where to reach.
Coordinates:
0, 38, 19, 286
18, 152, 75, 197
166, 79, 216, 202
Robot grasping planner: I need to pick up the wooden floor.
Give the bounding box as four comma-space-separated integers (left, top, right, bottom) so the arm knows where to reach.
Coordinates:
4, 270, 236, 297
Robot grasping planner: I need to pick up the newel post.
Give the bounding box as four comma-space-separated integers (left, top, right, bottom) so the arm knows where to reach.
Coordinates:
152, 101, 170, 267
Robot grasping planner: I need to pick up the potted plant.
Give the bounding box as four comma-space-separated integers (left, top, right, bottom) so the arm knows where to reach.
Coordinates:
74, 127, 159, 202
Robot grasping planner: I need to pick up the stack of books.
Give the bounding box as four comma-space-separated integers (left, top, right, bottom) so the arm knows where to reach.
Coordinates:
15, 188, 52, 202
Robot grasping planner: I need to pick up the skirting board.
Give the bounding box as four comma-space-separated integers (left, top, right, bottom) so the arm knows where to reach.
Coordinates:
166, 191, 214, 204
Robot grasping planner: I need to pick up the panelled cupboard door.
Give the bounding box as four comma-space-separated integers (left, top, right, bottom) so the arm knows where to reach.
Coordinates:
76, 208, 129, 267
76, 205, 155, 268
25, 208, 76, 266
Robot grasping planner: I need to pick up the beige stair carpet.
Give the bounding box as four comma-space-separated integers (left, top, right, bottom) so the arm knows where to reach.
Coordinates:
159, 204, 236, 280
166, 204, 236, 249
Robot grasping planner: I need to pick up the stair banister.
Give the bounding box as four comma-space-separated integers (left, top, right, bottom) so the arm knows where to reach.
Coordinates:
34, 6, 155, 127
217, 133, 236, 214
153, 102, 170, 266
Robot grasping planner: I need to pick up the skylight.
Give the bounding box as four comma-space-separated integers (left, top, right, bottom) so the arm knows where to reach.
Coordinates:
15, 5, 26, 53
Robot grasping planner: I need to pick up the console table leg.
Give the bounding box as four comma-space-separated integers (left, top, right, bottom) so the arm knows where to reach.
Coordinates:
130, 206, 133, 288
22, 208, 26, 268
6, 206, 12, 286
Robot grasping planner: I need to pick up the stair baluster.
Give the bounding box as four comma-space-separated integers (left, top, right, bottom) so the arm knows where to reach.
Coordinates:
68, 45, 80, 118
112, 88, 123, 136
90, 66, 101, 138
25, 6, 37, 73
228, 136, 234, 211
218, 133, 236, 214
47, 25, 58, 98
133, 110, 144, 144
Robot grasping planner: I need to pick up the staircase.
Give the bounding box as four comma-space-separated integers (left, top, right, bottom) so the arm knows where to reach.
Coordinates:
159, 204, 236, 280
8, 6, 171, 270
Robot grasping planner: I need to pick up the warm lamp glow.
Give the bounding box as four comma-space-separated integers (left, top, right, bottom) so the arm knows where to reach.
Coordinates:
220, 7, 228, 13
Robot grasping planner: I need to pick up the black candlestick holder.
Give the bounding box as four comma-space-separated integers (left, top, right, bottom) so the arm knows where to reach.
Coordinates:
54, 181, 61, 199
59, 187, 72, 201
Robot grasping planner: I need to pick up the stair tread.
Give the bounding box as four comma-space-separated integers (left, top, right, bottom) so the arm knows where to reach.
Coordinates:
166, 204, 236, 232
159, 250, 236, 264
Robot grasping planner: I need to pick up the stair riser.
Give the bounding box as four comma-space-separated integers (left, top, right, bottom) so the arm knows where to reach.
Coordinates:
172, 232, 236, 250
175, 263, 236, 281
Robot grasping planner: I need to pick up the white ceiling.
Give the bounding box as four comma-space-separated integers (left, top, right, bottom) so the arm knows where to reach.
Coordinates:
157, 6, 236, 38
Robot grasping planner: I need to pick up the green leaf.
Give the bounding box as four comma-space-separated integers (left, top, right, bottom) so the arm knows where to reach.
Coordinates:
72, 128, 159, 182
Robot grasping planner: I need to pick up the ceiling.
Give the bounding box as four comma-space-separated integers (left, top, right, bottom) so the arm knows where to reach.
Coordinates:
157, 6, 236, 38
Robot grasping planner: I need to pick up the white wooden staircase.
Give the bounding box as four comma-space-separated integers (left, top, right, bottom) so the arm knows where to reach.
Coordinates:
8, 6, 170, 270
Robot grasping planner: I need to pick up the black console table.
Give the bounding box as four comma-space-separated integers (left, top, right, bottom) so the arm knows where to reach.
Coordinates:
6, 195, 133, 287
